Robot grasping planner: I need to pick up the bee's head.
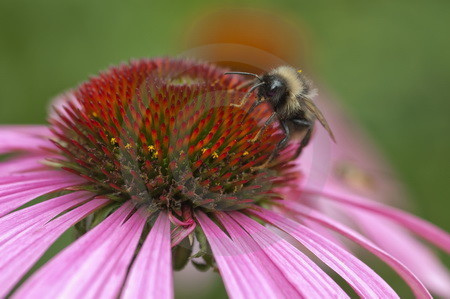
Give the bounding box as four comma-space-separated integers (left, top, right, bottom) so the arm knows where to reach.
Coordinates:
223, 69, 290, 107
258, 74, 289, 107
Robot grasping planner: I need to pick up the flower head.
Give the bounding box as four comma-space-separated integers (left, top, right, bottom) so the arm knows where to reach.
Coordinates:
50, 58, 294, 213
1, 58, 449, 298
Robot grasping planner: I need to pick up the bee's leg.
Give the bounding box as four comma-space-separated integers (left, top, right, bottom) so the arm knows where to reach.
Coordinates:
250, 112, 276, 142
235, 79, 255, 90
240, 99, 264, 124
291, 119, 312, 159
247, 99, 264, 116
231, 82, 264, 108
251, 119, 288, 170
291, 128, 312, 159
273, 119, 290, 156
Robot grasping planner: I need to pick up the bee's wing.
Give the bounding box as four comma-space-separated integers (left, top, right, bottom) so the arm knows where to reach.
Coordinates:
301, 96, 336, 142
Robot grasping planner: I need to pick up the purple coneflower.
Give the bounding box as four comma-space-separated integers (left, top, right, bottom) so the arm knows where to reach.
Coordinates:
1, 58, 449, 298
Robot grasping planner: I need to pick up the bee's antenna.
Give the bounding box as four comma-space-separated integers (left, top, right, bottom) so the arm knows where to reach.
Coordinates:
224, 71, 262, 82
247, 82, 265, 93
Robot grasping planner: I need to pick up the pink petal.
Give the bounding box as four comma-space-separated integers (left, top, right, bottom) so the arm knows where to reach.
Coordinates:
0, 191, 94, 245
0, 125, 54, 154
0, 194, 107, 297
349, 210, 450, 297
303, 186, 450, 254
0, 125, 51, 136
218, 211, 347, 298
216, 212, 300, 298
16, 202, 144, 298
77, 210, 148, 299
0, 171, 86, 217
196, 210, 281, 298
285, 202, 432, 298
0, 171, 81, 192
0, 155, 50, 174
122, 212, 173, 299
250, 207, 399, 298
304, 93, 450, 295
301, 199, 348, 249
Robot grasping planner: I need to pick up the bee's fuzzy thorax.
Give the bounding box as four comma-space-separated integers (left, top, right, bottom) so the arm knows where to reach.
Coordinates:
270, 66, 316, 99
270, 66, 304, 96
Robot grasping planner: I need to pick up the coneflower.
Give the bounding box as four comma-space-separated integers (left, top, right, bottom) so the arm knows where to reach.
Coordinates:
0, 58, 448, 298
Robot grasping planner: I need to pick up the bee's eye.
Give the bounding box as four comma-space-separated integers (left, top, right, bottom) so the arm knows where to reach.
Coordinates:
267, 86, 279, 97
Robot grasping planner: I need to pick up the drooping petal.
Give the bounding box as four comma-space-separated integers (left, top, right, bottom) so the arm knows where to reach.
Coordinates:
302, 199, 348, 248
0, 125, 51, 136
75, 209, 148, 298
0, 171, 86, 217
15, 201, 145, 298
0, 195, 107, 297
0, 191, 94, 245
196, 211, 281, 299
218, 211, 348, 298
284, 202, 432, 298
0, 125, 54, 154
299, 96, 450, 296
0, 170, 73, 187
303, 186, 450, 254
349, 209, 450, 297
250, 207, 399, 298
216, 212, 300, 298
0, 155, 50, 174
122, 212, 173, 299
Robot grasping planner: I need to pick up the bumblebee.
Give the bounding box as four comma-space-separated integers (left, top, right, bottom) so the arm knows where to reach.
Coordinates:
226, 66, 335, 161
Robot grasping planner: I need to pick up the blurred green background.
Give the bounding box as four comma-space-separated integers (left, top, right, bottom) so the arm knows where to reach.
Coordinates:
1, 0, 449, 297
